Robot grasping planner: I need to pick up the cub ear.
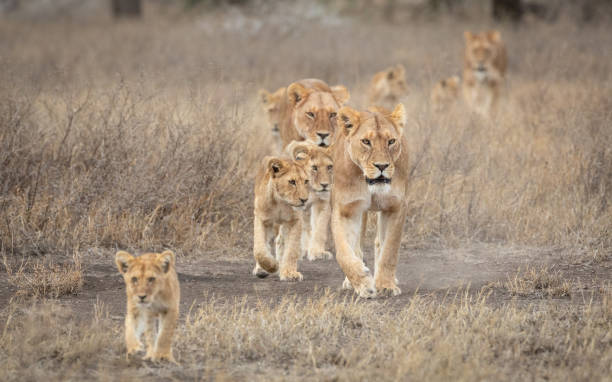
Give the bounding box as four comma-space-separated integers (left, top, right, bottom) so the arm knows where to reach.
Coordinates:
259, 89, 271, 105
338, 106, 360, 136
487, 30, 501, 43
331, 85, 350, 106
115, 251, 134, 274
387, 69, 395, 80
464, 31, 473, 41
157, 250, 175, 273
286, 140, 311, 161
264, 156, 289, 177
287, 82, 310, 107
390, 103, 406, 129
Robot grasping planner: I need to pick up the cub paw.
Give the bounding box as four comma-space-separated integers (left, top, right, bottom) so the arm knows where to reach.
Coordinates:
279, 270, 304, 281
147, 352, 178, 364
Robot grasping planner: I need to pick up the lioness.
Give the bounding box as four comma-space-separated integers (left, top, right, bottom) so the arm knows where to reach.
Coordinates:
115, 250, 180, 363
332, 104, 409, 298
367, 64, 408, 108
430, 75, 461, 111
286, 141, 334, 261
278, 79, 349, 148
462, 30, 507, 116
258, 86, 286, 152
252, 156, 310, 281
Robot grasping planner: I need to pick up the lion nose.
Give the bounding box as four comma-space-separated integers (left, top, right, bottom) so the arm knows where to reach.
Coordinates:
138, 295, 146, 302
320, 183, 328, 190
299, 198, 308, 204
477, 64, 486, 71
317, 132, 329, 140
374, 163, 389, 172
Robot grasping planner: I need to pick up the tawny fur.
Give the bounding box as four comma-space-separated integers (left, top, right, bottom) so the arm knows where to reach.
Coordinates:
462, 30, 507, 117
430, 75, 461, 111
331, 104, 410, 298
258, 86, 286, 153
277, 78, 349, 149
286, 141, 334, 261
115, 250, 180, 363
367, 64, 408, 109
252, 156, 310, 281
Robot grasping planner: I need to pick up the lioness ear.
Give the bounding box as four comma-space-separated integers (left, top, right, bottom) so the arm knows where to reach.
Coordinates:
288, 82, 310, 107
390, 103, 406, 129
331, 85, 350, 105
338, 106, 360, 136
259, 89, 271, 105
115, 251, 134, 274
157, 250, 175, 274
387, 70, 395, 80
264, 156, 288, 177
286, 141, 311, 161
464, 31, 473, 41
487, 30, 501, 43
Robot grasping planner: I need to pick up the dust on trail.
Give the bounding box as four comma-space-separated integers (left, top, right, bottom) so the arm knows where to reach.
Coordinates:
14, 243, 602, 322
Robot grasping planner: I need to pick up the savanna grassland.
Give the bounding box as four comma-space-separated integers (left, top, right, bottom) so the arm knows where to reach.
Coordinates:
0, 2, 611, 381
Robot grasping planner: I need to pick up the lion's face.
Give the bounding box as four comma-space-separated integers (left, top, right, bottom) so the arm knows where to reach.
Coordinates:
464, 31, 503, 82
259, 87, 285, 136
287, 82, 349, 147
286, 141, 333, 200
338, 104, 406, 193
431, 75, 461, 106
266, 157, 311, 209
384, 65, 408, 101
115, 251, 175, 307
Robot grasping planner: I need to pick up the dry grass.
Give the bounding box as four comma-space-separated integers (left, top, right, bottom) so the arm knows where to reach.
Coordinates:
497, 266, 572, 298
1, 290, 610, 381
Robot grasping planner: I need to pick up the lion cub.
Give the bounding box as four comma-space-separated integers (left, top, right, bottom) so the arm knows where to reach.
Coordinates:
115, 250, 180, 363
462, 30, 507, 116
286, 141, 334, 261
367, 64, 408, 108
252, 156, 310, 281
258, 86, 286, 152
430, 75, 461, 111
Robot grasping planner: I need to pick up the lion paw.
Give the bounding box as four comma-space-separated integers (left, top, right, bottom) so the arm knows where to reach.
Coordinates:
252, 264, 270, 278
307, 250, 333, 261
354, 276, 377, 299
279, 270, 303, 281
376, 281, 402, 297
341, 277, 353, 290
146, 352, 178, 364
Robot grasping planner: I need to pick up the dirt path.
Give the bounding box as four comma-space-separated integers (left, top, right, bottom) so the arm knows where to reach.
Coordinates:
14, 243, 600, 321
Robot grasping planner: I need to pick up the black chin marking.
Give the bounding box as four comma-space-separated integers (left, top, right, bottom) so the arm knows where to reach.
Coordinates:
366, 176, 391, 185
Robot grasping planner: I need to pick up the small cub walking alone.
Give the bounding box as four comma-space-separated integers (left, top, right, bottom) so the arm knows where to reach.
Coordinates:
115, 250, 180, 363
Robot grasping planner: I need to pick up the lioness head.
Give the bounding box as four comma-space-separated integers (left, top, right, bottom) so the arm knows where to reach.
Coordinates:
263, 156, 310, 209
115, 250, 176, 306
287, 81, 350, 147
286, 141, 333, 200
464, 30, 503, 82
258, 87, 285, 136
338, 104, 406, 193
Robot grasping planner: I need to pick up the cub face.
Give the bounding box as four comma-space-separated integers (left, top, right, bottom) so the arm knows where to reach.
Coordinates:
286, 141, 334, 200
464, 30, 504, 82
115, 251, 176, 306
383, 64, 409, 101
259, 87, 285, 136
287, 82, 349, 147
338, 104, 406, 192
431, 75, 461, 107
264, 156, 310, 209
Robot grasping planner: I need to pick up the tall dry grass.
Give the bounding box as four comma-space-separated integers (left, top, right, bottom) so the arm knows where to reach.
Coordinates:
0, 10, 610, 262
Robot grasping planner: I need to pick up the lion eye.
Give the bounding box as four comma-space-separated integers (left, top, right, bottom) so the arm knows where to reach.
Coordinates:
361, 139, 371, 146
388, 139, 396, 146
304, 179, 309, 184
306, 112, 315, 119
327, 165, 333, 171
131, 277, 138, 284
289, 179, 296, 186
148, 277, 156, 283
312, 165, 318, 172
329, 112, 337, 119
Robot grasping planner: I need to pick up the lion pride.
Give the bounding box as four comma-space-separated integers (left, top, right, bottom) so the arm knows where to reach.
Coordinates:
462, 30, 507, 116
278, 79, 350, 148
115, 250, 180, 363
331, 104, 409, 298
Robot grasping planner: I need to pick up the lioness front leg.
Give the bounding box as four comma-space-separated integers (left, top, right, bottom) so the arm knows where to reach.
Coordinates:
151, 309, 178, 364
279, 217, 303, 281
307, 200, 333, 261
253, 217, 278, 278
374, 207, 407, 296
333, 207, 375, 298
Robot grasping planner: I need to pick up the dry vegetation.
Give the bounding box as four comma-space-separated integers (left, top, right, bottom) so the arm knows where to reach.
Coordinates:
0, 1, 611, 380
